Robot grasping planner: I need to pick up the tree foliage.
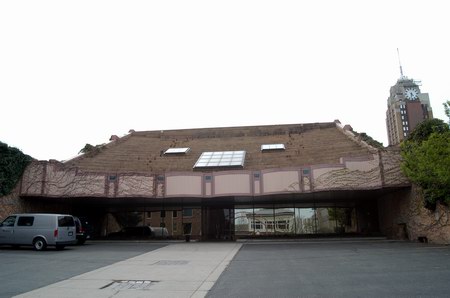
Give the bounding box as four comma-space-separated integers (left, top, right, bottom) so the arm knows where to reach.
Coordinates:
406, 118, 449, 144
444, 100, 450, 124
352, 131, 384, 149
78, 143, 105, 156
401, 118, 450, 209
0, 142, 33, 196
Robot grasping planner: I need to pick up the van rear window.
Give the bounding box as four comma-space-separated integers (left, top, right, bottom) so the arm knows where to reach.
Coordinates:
58, 216, 75, 227
17, 216, 34, 226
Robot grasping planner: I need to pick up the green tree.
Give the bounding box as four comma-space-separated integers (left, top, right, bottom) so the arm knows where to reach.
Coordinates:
444, 100, 450, 124
0, 142, 33, 196
78, 143, 105, 155
401, 118, 450, 209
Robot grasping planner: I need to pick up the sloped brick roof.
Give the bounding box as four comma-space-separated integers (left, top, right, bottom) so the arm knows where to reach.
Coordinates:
65, 122, 378, 173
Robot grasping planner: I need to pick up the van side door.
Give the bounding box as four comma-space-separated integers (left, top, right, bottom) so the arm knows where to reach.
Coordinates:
0, 216, 17, 244
14, 216, 36, 245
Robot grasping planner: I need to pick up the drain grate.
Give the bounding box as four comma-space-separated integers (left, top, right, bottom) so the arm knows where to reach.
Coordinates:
101, 280, 157, 290
154, 260, 189, 265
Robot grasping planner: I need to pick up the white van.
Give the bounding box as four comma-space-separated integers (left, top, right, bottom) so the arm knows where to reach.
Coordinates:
0, 213, 77, 251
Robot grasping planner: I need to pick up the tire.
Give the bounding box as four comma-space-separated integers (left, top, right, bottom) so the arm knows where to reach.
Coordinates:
33, 237, 47, 251
55, 244, 65, 250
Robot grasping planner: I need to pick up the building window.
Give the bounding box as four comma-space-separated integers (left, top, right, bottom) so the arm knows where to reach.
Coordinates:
261, 144, 285, 151
194, 151, 246, 169
147, 212, 152, 218
160, 211, 166, 218
251, 221, 262, 230
164, 148, 191, 155
173, 211, 178, 218
173, 222, 178, 232
277, 220, 289, 230
183, 209, 193, 217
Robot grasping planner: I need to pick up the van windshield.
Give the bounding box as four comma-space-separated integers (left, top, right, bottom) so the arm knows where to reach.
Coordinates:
58, 216, 75, 227
1, 216, 16, 227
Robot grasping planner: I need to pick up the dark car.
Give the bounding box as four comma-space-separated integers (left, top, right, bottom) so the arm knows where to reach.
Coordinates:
106, 226, 169, 239
74, 216, 93, 245
107, 226, 153, 239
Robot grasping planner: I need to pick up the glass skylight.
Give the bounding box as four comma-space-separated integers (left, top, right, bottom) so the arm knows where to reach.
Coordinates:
193, 151, 246, 168
164, 148, 191, 154
261, 144, 285, 151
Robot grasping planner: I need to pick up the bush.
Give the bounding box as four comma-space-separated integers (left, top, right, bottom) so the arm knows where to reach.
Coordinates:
0, 142, 33, 196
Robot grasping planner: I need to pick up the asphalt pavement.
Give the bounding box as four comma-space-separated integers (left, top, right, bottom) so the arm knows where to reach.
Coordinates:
0, 242, 167, 298
208, 239, 450, 297
2, 239, 450, 298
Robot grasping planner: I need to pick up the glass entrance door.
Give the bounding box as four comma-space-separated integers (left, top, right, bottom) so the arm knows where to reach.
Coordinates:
201, 206, 234, 241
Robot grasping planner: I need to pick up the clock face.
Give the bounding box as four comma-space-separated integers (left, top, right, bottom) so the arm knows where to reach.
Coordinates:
404, 88, 419, 100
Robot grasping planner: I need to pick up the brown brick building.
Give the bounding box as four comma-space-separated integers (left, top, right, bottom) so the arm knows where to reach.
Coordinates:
10, 120, 414, 241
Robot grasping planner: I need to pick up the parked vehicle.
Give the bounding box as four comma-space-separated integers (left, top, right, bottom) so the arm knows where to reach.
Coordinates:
0, 213, 77, 251
73, 216, 94, 244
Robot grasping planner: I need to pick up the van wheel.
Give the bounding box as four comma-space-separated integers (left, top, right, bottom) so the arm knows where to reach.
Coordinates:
33, 237, 47, 251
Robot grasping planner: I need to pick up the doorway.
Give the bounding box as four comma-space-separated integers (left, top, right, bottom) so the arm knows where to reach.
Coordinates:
201, 206, 234, 241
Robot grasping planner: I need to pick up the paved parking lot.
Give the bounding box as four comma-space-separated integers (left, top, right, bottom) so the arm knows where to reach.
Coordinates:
0, 241, 166, 298
209, 240, 450, 297
2, 240, 450, 298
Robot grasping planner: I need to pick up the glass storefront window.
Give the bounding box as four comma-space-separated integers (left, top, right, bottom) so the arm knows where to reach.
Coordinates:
274, 208, 295, 235
183, 208, 193, 217
332, 207, 357, 234
253, 207, 275, 236
294, 208, 316, 234
315, 208, 337, 234
235, 207, 253, 237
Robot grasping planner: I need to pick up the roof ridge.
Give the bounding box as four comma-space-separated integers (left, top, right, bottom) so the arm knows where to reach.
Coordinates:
334, 120, 382, 153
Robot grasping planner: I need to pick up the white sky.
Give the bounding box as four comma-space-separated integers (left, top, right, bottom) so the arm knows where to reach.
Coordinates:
1, 0, 449, 161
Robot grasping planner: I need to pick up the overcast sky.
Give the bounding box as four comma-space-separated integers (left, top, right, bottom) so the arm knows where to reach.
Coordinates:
1, 1, 449, 161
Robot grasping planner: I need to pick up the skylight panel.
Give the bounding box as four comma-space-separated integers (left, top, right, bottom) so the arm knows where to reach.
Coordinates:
261, 144, 285, 151
164, 148, 191, 154
193, 151, 246, 168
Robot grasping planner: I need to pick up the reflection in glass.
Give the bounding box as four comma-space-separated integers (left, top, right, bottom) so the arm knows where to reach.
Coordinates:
330, 207, 357, 234
274, 208, 295, 235
294, 208, 316, 234
235, 208, 254, 237
253, 208, 275, 236
315, 208, 337, 233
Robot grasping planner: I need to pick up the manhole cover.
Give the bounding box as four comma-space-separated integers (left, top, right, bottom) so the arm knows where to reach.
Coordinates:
101, 280, 156, 290
154, 260, 189, 265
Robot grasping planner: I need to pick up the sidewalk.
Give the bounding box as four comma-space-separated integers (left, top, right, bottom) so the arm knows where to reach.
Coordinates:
14, 242, 242, 298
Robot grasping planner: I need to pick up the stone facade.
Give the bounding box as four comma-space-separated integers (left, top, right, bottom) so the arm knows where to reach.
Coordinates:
378, 185, 450, 244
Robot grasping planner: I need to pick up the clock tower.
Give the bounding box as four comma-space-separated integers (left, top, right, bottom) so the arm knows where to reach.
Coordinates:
385, 76, 433, 146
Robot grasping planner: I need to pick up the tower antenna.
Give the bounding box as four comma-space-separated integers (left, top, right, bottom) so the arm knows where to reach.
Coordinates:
397, 48, 405, 79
